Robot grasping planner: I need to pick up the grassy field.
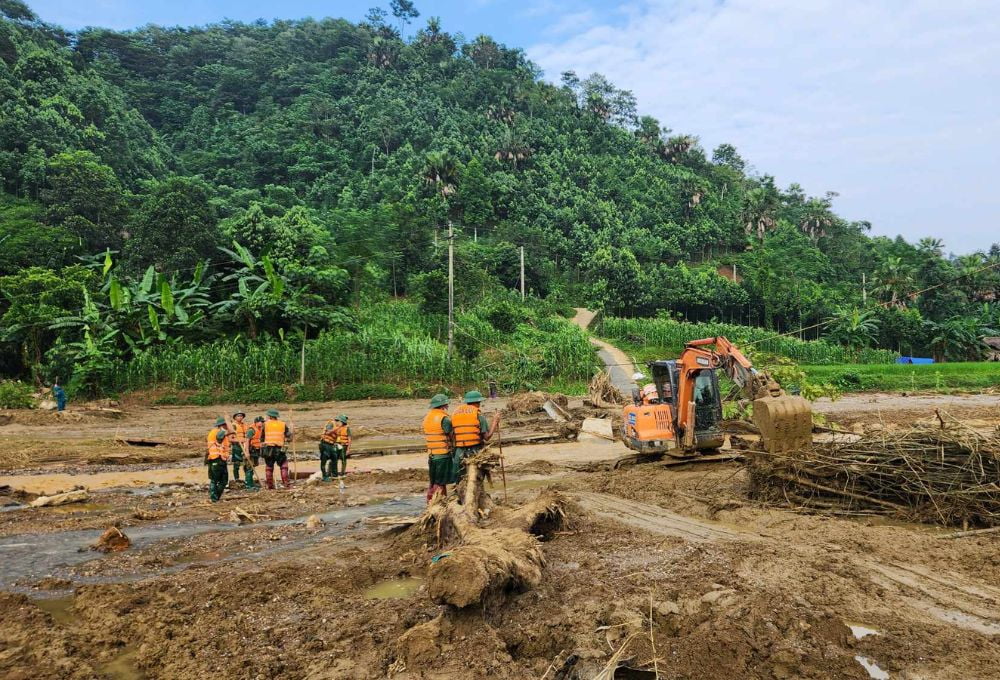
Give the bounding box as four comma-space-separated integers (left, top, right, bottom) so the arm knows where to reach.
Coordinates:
803, 363, 1000, 393
600, 317, 898, 365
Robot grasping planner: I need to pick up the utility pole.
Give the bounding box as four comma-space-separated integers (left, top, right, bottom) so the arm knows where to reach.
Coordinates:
519, 245, 525, 301
474, 226, 478, 243
447, 221, 454, 357
862, 272, 867, 305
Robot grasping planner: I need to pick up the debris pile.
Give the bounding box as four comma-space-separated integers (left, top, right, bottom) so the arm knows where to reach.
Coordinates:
506, 391, 568, 414
749, 415, 1000, 527
587, 370, 624, 408
90, 526, 130, 553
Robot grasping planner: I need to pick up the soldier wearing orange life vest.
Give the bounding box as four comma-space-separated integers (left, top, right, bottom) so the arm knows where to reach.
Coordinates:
329, 415, 351, 480
450, 390, 500, 483
262, 409, 293, 489
206, 417, 231, 502
229, 411, 250, 482
422, 394, 453, 501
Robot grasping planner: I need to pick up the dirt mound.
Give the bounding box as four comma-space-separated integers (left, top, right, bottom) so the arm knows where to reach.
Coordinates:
90, 526, 131, 553
506, 391, 568, 414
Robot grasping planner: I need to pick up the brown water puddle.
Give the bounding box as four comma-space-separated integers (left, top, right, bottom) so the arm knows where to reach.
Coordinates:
363, 577, 424, 600
33, 594, 77, 625
101, 645, 144, 680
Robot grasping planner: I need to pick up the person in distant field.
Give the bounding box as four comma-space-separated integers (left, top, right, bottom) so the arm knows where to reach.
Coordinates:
229, 412, 249, 482
422, 394, 453, 501
262, 409, 293, 489
52, 379, 67, 412
450, 390, 500, 484
329, 414, 352, 480
206, 417, 230, 502
244, 416, 265, 489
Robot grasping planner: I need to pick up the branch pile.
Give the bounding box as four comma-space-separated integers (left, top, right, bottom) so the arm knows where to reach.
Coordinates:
748, 416, 1000, 527
588, 370, 624, 408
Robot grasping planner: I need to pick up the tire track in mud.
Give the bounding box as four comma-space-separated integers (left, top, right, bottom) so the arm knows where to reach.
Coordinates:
574, 491, 1000, 634
862, 560, 1000, 634
573, 491, 750, 542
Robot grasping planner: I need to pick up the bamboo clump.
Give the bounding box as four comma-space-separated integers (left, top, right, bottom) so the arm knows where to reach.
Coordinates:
748, 412, 1000, 528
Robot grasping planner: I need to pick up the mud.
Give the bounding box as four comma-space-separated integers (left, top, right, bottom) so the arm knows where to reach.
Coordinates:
1, 393, 999, 678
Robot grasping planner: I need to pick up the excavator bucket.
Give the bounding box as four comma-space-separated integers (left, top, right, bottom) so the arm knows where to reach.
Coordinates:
752, 393, 813, 453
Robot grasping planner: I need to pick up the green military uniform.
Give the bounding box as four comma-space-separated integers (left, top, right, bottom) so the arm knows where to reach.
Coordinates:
230, 412, 247, 481
331, 415, 351, 479
206, 418, 229, 503
450, 391, 490, 483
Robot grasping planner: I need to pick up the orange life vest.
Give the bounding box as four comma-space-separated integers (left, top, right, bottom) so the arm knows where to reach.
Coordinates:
451, 405, 482, 448
249, 422, 264, 449
264, 418, 286, 447
321, 419, 337, 444
230, 420, 248, 445
206, 427, 229, 461
333, 424, 351, 445
423, 409, 450, 456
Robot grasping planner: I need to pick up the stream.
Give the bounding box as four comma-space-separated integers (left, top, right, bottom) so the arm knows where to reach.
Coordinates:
0, 495, 424, 594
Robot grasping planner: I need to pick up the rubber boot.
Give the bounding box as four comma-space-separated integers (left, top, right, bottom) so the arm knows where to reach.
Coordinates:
245, 468, 258, 491
280, 462, 291, 489
265, 465, 275, 490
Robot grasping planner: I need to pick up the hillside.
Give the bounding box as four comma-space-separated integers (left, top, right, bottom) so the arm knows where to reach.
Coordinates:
1, 0, 999, 392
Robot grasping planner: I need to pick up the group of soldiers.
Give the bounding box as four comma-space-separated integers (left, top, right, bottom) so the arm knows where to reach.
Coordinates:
204, 409, 351, 502
422, 390, 500, 501
202, 388, 498, 504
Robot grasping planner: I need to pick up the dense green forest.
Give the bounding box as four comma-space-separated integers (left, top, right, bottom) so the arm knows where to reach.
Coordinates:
1, 0, 998, 396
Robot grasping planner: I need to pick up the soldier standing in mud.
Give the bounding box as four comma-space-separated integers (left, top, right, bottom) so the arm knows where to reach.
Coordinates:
422, 394, 454, 501
450, 390, 500, 483
229, 412, 249, 483
205, 417, 230, 502
262, 409, 293, 489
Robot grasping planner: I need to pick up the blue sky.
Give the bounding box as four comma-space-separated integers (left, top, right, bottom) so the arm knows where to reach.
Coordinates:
28, 0, 1000, 254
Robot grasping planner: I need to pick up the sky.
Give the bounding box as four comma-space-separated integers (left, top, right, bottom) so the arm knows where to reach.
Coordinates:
27, 0, 1000, 254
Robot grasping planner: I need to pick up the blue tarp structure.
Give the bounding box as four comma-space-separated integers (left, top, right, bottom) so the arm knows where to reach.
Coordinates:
896, 357, 935, 364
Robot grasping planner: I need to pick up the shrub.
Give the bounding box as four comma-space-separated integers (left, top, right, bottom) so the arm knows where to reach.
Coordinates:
0, 381, 35, 409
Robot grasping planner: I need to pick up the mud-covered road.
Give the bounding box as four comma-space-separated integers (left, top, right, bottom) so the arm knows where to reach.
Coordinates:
1, 392, 999, 679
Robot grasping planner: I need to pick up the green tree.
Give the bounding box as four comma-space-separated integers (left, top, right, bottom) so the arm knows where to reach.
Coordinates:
40, 151, 127, 251
124, 176, 219, 274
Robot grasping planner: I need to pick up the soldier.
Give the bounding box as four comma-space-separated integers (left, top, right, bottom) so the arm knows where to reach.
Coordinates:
330, 414, 351, 480
262, 409, 293, 489
422, 394, 453, 501
449, 390, 500, 483
205, 417, 230, 502
229, 412, 249, 482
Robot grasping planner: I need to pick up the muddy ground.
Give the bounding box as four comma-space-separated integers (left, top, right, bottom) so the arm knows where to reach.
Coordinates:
1, 393, 1000, 679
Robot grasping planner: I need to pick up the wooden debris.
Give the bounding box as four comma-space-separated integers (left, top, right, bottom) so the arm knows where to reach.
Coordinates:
91, 526, 130, 553
749, 414, 1000, 528
116, 437, 166, 447
588, 370, 624, 408
30, 489, 88, 508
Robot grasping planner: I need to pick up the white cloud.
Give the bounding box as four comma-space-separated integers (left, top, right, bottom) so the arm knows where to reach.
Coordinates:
528, 0, 1000, 252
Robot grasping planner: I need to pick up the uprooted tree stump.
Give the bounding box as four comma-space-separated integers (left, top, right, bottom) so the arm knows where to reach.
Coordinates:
418, 450, 570, 608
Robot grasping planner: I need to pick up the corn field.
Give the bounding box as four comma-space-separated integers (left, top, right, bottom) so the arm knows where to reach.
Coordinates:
110, 302, 598, 393
600, 317, 899, 365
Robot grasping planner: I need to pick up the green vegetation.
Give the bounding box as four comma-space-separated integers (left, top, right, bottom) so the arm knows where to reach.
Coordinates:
803, 363, 1000, 393
113, 300, 596, 401
600, 316, 898, 365
0, 1, 998, 398
0, 380, 34, 409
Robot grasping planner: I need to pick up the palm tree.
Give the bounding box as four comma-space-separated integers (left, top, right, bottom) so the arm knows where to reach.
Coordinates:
875, 256, 915, 308
742, 187, 778, 240
799, 198, 833, 242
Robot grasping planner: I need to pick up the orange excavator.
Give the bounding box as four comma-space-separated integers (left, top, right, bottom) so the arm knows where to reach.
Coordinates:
622, 337, 812, 456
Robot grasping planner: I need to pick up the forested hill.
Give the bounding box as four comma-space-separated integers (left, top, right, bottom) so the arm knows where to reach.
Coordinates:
1, 0, 999, 390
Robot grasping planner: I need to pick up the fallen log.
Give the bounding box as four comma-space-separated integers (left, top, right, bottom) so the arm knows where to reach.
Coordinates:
30, 489, 88, 508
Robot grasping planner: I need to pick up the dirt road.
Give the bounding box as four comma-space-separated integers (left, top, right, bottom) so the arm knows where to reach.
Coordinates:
572, 307, 638, 396
2, 391, 1000, 678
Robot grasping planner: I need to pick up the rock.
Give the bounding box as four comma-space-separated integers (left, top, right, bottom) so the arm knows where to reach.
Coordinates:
90, 527, 131, 553
655, 601, 680, 616
305, 471, 324, 486
304, 514, 324, 530
38, 399, 58, 411
579, 417, 615, 440
30, 489, 89, 508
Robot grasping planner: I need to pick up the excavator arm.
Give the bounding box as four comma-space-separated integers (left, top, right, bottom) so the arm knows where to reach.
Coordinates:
680, 337, 812, 453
